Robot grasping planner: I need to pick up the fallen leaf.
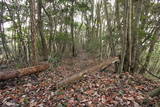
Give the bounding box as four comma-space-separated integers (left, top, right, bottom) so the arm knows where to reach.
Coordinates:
84, 90, 94, 95
133, 101, 141, 107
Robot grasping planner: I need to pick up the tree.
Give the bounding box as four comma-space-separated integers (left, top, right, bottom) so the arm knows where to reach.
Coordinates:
0, 0, 10, 59
37, 0, 48, 60
29, 0, 37, 65
70, 0, 76, 57
1, 0, 160, 75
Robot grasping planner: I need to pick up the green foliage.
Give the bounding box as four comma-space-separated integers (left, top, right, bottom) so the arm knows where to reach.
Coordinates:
58, 0, 70, 4
7, 26, 16, 32
61, 6, 70, 13
55, 32, 71, 43
3, 15, 11, 21
141, 15, 148, 21
151, 3, 160, 14
0, 33, 6, 38
64, 16, 79, 27
73, 21, 79, 28
76, 2, 90, 12
138, 30, 146, 37
64, 16, 71, 25
48, 56, 61, 64
86, 38, 101, 52
143, 42, 160, 78
58, 0, 90, 14
15, 63, 22, 68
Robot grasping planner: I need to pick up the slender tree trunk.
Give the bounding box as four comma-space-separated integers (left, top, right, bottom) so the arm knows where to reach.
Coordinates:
70, 0, 76, 57
104, 1, 116, 57
42, 5, 54, 54
96, 3, 102, 60
128, 0, 132, 72
0, 0, 10, 59
132, 0, 143, 72
17, 9, 28, 64
37, 0, 48, 60
119, 0, 128, 72
30, 0, 38, 65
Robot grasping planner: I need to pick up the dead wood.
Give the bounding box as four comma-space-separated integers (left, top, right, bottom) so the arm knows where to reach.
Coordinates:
149, 87, 160, 97
0, 63, 50, 81
56, 57, 119, 88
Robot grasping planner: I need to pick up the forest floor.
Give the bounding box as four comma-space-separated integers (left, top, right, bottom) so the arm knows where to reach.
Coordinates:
0, 51, 160, 107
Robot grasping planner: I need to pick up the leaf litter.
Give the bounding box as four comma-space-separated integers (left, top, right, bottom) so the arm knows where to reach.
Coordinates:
0, 52, 159, 107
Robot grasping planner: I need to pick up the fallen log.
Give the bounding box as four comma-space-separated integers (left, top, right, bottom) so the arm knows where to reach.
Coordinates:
142, 87, 160, 104
149, 87, 160, 97
57, 57, 119, 88
0, 63, 50, 81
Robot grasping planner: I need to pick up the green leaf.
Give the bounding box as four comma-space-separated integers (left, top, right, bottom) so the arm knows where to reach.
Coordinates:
76, 2, 90, 12
55, 32, 71, 43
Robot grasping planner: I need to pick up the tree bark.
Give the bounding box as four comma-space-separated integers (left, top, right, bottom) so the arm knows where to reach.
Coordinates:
37, 0, 48, 60
104, 1, 116, 57
0, 0, 10, 59
0, 63, 50, 81
30, 0, 38, 65
119, 0, 128, 73
128, 0, 132, 72
132, 0, 143, 72
70, 0, 76, 57
42, 5, 54, 53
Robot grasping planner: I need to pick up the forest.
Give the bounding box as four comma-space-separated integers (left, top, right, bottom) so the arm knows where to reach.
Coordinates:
0, 0, 160, 106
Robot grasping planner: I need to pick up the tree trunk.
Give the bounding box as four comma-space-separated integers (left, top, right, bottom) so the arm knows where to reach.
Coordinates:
37, 0, 48, 60
70, 0, 76, 57
96, 3, 102, 60
119, 0, 128, 73
128, 0, 132, 72
0, 63, 50, 81
132, 0, 143, 72
0, 0, 10, 59
104, 1, 116, 57
30, 0, 38, 65
42, 5, 54, 54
